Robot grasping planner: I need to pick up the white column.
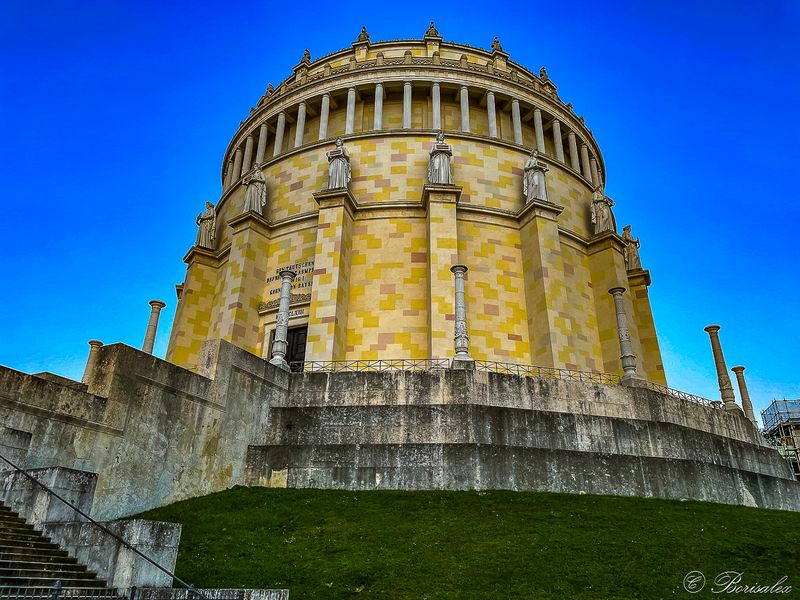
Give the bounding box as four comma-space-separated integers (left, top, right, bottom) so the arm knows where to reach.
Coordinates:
373, 84, 383, 130
232, 147, 243, 182
459, 86, 470, 133
403, 81, 412, 129
511, 99, 522, 144
450, 265, 472, 363
241, 135, 254, 177
345, 87, 356, 135
732, 366, 757, 425
533, 108, 545, 153
319, 93, 330, 140
608, 288, 638, 382
580, 143, 591, 180
552, 119, 564, 163
294, 101, 307, 148
81, 340, 103, 384
486, 91, 497, 138
142, 300, 166, 355
704, 325, 738, 411
568, 132, 580, 171
590, 157, 599, 186
431, 82, 441, 130
273, 112, 286, 156
255, 123, 268, 164
269, 270, 297, 371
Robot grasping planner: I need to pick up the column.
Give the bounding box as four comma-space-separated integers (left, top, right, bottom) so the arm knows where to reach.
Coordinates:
403, 81, 412, 129
241, 135, 254, 177
273, 112, 286, 156
568, 132, 580, 171
533, 108, 545, 153
703, 325, 738, 411
552, 119, 565, 163
450, 265, 473, 365
731, 366, 757, 425
590, 157, 600, 186
486, 91, 497, 138
255, 122, 269, 164
224, 160, 234, 189
373, 85, 383, 130
345, 87, 356, 135
511, 99, 522, 144
580, 143, 592, 180
81, 340, 103, 384
608, 288, 638, 382
293, 101, 306, 148
319, 93, 330, 140
142, 300, 167, 354
431, 82, 441, 130
232, 147, 243, 182
459, 86, 470, 132
269, 270, 297, 370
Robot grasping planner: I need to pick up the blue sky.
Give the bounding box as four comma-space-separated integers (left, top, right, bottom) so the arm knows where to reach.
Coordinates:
1, 1, 798, 419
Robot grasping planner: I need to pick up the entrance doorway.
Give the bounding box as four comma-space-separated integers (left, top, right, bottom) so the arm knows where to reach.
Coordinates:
286, 326, 307, 370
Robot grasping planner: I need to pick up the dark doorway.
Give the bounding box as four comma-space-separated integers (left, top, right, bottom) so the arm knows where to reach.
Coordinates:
286, 325, 308, 370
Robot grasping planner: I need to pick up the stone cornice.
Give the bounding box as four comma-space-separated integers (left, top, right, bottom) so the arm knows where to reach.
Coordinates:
627, 268, 652, 287
516, 199, 565, 228
586, 230, 626, 256
312, 188, 358, 220
183, 246, 220, 267
227, 211, 272, 238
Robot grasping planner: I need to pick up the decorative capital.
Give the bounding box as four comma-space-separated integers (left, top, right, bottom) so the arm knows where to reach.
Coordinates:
450, 264, 468, 275
731, 365, 745, 374
88, 340, 103, 349
704, 324, 721, 334
279, 270, 297, 281
149, 300, 166, 310
608, 286, 626, 296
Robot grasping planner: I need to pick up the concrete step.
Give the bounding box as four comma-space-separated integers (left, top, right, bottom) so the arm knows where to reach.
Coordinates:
0, 547, 73, 561
0, 576, 107, 587
0, 567, 96, 580
0, 535, 60, 550
0, 556, 80, 568
0, 530, 55, 542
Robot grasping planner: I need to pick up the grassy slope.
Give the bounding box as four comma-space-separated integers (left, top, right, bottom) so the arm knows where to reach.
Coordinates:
137, 487, 800, 599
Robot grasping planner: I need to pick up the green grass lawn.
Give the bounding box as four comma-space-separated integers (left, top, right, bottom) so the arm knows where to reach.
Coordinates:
136, 487, 800, 599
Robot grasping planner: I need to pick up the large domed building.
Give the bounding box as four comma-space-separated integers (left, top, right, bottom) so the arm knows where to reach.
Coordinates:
166, 23, 666, 385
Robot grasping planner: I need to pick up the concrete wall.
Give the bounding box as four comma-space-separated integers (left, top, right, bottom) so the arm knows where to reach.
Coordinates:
245, 370, 800, 511
0, 339, 289, 520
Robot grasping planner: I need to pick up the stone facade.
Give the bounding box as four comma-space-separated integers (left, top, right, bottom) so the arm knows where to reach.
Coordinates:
166, 29, 666, 385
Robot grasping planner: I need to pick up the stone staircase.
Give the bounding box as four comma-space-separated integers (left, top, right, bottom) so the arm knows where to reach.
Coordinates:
0, 501, 122, 597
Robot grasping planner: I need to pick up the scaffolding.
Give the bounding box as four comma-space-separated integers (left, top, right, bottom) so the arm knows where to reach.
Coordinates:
762, 399, 800, 480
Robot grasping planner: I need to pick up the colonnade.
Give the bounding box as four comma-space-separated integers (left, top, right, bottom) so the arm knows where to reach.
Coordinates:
223, 81, 603, 191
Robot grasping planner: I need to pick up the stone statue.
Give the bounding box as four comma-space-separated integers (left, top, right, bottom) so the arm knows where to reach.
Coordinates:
243, 165, 267, 214
622, 225, 642, 270
326, 138, 351, 190
523, 148, 549, 203
425, 21, 439, 37
427, 131, 453, 185
540, 67, 549, 82
195, 201, 216, 249
590, 185, 617, 235
491, 37, 504, 52
301, 49, 311, 64
356, 26, 370, 42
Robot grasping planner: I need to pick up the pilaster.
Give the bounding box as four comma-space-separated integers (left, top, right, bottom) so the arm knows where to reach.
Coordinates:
305, 189, 357, 361
627, 268, 667, 385
423, 184, 462, 359
517, 199, 574, 368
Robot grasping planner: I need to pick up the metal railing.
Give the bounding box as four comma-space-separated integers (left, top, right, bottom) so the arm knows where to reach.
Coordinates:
473, 360, 621, 385
290, 358, 450, 373
130, 590, 244, 600
0, 453, 202, 599
632, 380, 719, 408
0, 584, 121, 599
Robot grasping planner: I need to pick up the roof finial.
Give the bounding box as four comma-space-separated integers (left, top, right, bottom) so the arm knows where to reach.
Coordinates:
425, 21, 440, 37
356, 26, 370, 42
540, 66, 549, 82
491, 36, 504, 52
301, 49, 311, 64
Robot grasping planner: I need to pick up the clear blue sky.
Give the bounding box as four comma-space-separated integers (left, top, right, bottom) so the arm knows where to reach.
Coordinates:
1, 1, 798, 419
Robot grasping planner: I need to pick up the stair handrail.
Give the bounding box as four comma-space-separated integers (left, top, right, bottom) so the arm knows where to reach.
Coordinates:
0, 451, 205, 599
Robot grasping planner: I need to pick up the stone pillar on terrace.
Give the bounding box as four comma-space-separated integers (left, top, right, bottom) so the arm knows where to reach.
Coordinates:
703, 325, 739, 412
450, 265, 473, 368
533, 108, 545, 153
294, 101, 307, 148
590, 157, 600, 187
511, 99, 522, 144
403, 81, 412, 129
431, 82, 441, 130
608, 287, 639, 384
81, 340, 103, 384
255, 122, 269, 164
552, 119, 565, 163
486, 91, 497, 138
273, 111, 286, 156
319, 93, 331, 139
345, 87, 356, 135
568, 132, 580, 172
373, 84, 383, 130
142, 300, 167, 354
232, 147, 243, 182
241, 135, 254, 177
732, 366, 758, 425
580, 143, 592, 180
269, 270, 297, 371
459, 86, 470, 132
